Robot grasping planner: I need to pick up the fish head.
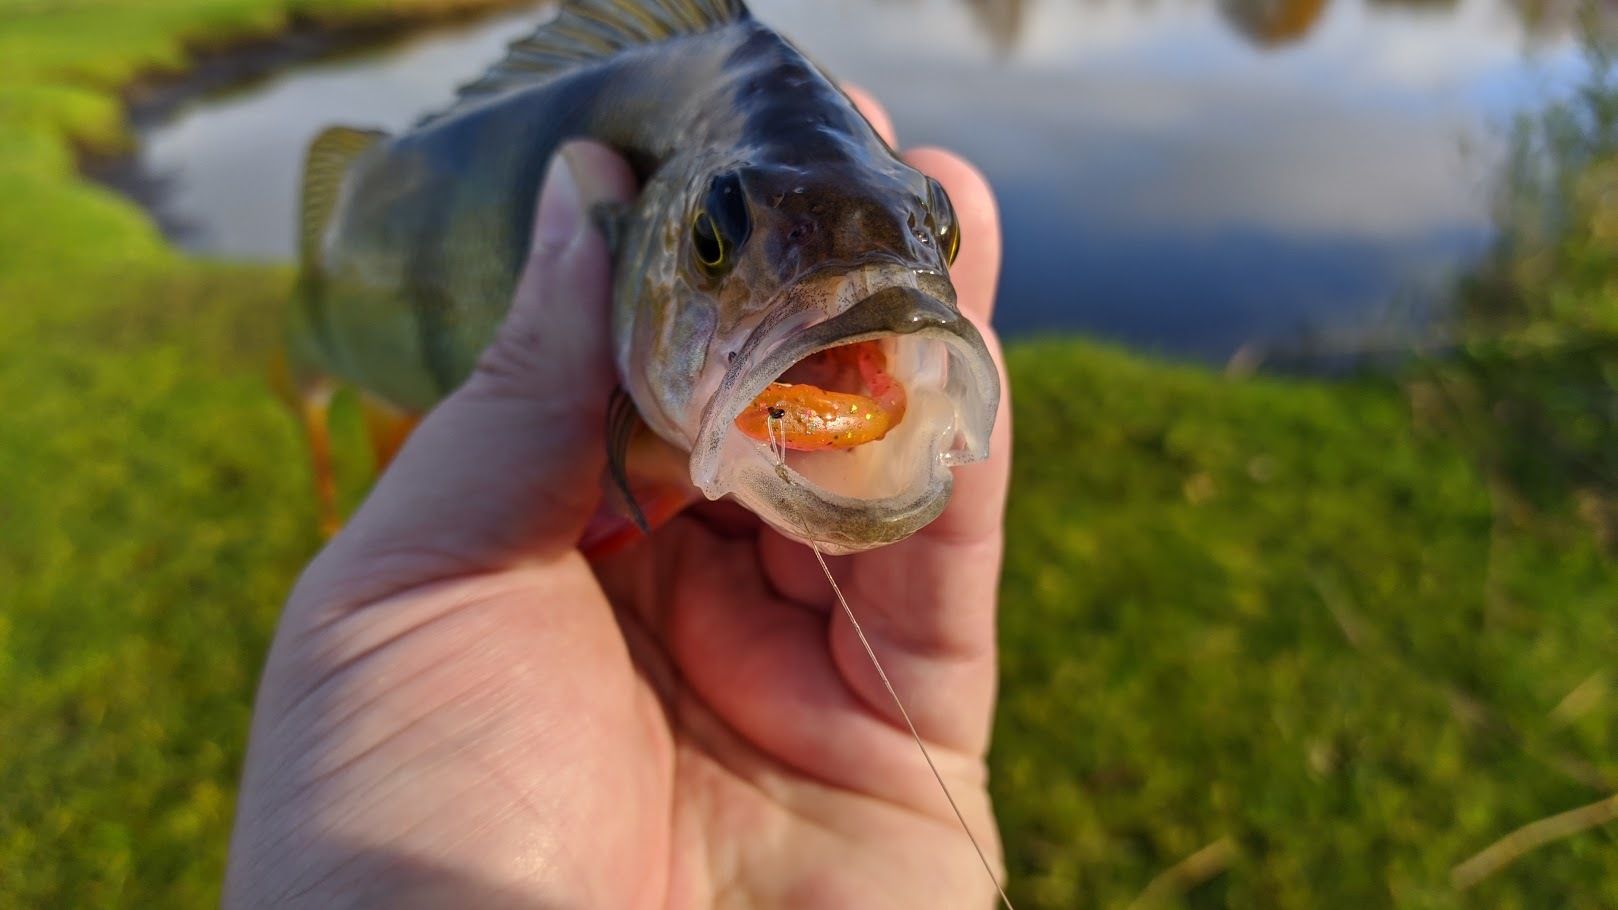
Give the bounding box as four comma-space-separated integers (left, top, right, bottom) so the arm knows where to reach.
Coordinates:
722, 158, 959, 289
618, 153, 1001, 554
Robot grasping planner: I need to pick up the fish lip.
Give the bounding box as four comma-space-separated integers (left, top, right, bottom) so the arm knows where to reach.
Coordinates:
700, 268, 963, 433
696, 277, 957, 478
747, 459, 955, 554
687, 270, 1000, 553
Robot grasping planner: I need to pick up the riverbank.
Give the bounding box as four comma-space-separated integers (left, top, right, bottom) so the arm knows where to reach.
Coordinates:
0, 0, 532, 279
2, 1, 1615, 907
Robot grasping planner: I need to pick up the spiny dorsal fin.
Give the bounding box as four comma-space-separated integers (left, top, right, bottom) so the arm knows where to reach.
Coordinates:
299, 126, 385, 271
423, 0, 750, 125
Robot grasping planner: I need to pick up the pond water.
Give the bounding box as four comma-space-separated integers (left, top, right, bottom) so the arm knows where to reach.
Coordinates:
109, 0, 1592, 360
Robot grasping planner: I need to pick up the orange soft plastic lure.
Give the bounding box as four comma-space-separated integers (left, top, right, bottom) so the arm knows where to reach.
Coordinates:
733, 341, 907, 450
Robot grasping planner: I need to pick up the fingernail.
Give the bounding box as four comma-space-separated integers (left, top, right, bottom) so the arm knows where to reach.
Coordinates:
532, 149, 581, 254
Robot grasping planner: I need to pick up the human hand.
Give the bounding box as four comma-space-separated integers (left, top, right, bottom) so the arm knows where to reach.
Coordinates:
224, 91, 1012, 908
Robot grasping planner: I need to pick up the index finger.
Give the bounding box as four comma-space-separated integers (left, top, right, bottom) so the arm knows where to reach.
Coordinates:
900, 147, 1010, 545
830, 151, 1012, 756
844, 83, 898, 148
845, 85, 999, 327
905, 148, 1001, 326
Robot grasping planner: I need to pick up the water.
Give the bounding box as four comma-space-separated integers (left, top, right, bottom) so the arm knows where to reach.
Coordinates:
110, 0, 1591, 360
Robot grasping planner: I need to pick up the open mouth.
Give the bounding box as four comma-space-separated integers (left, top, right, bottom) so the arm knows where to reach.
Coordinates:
735, 339, 907, 452
688, 268, 999, 552
727, 333, 953, 501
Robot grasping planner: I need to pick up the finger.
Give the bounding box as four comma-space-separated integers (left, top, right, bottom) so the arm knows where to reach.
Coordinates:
899, 144, 1010, 548
903, 147, 1000, 325
829, 348, 1011, 756
826, 151, 1011, 754
306, 142, 639, 608
758, 525, 840, 610
844, 83, 898, 148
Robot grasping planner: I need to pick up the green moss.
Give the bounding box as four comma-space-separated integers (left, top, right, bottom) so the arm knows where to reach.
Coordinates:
1, 0, 1615, 907
994, 340, 1617, 907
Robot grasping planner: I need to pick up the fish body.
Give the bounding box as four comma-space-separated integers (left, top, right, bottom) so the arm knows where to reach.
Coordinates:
290, 0, 1000, 552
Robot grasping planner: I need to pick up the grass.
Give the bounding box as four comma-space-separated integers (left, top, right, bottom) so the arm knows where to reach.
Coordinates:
997, 343, 1617, 907
1, 0, 1615, 907
1422, 32, 1618, 551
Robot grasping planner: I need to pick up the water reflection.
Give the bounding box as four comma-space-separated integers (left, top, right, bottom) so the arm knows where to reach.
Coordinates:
965, 0, 1030, 54
1219, 0, 1333, 46
107, 0, 1594, 359
883, 0, 1594, 56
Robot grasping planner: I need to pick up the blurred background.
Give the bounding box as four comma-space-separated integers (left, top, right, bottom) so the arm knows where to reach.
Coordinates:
3, 0, 1617, 905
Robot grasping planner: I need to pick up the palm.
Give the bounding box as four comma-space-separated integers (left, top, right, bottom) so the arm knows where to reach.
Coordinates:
591, 502, 1002, 906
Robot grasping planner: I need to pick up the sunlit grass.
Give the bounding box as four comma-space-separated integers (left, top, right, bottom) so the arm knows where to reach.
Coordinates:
997, 341, 1618, 906
1, 0, 1616, 907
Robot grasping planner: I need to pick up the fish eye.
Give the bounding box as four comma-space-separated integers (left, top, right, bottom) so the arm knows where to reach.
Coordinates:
692, 172, 750, 273
692, 210, 724, 268
924, 177, 961, 267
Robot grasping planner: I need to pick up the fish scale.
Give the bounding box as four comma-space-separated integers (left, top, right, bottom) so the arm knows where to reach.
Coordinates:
284, 0, 999, 553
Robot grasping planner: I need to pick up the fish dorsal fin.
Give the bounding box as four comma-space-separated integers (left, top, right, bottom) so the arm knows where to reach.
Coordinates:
299, 126, 385, 270
425, 0, 750, 123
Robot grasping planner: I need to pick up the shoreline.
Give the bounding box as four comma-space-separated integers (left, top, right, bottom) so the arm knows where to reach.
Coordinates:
115, 3, 541, 131
61, 0, 1453, 373
76, 0, 542, 242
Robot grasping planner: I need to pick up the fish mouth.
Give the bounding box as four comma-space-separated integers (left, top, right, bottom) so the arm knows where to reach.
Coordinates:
690, 266, 1000, 554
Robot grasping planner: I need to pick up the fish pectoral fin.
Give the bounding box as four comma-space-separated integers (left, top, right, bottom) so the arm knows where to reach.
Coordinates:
293, 377, 341, 539
591, 200, 633, 261
581, 487, 695, 561
300, 126, 386, 271
606, 386, 653, 534
601, 387, 698, 550
359, 393, 421, 474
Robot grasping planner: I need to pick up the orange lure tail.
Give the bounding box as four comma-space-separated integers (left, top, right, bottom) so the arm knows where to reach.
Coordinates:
733, 340, 907, 450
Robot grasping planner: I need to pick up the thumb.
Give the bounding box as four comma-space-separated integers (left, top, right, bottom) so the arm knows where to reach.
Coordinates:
307, 141, 640, 605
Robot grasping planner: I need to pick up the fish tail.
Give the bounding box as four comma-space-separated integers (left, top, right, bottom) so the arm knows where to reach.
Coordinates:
297, 126, 384, 290
292, 124, 385, 362
276, 126, 386, 536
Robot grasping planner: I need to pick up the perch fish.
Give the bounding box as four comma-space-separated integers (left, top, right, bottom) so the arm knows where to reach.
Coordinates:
285, 0, 1001, 553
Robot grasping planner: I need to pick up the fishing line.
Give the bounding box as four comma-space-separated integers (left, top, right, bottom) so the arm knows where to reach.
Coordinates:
765, 414, 1014, 909
803, 541, 1016, 910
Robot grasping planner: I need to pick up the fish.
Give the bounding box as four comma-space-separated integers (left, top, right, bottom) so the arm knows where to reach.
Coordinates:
284, 0, 1001, 554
